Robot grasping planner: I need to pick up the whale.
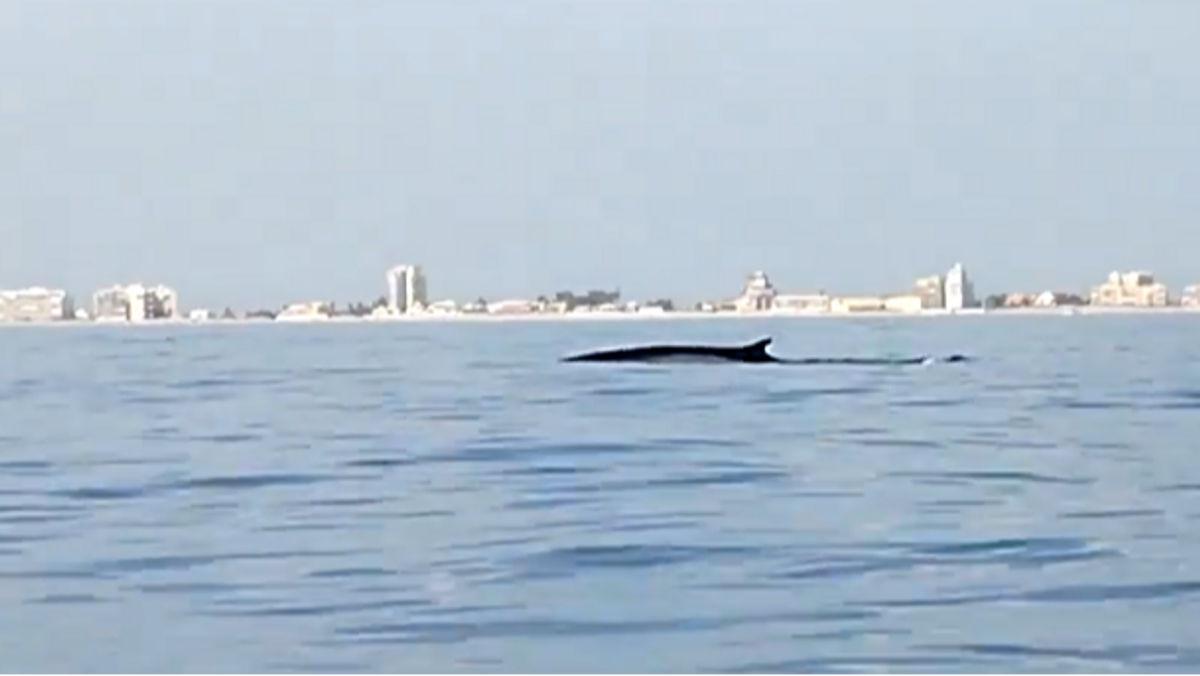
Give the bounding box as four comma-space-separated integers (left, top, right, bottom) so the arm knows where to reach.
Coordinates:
561, 337, 969, 365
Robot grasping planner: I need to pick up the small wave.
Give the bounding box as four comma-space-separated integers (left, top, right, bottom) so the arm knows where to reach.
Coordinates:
887, 470, 1093, 486
171, 473, 335, 491
917, 642, 1200, 672
333, 608, 877, 645
514, 543, 759, 576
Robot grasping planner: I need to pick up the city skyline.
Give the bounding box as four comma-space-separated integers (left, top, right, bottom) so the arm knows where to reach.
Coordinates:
5, 257, 1200, 315
3, 260, 1200, 324
5, 258, 1200, 315
3, 2, 1199, 309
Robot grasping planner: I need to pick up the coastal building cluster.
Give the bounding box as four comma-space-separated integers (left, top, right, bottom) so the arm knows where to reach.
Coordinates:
700, 263, 978, 315
2, 263, 1200, 325
0, 283, 179, 323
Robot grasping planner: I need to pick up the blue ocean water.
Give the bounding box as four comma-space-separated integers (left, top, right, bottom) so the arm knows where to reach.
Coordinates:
2, 315, 1200, 673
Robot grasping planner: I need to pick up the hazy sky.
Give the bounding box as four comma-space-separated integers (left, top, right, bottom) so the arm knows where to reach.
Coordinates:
2, 0, 1197, 308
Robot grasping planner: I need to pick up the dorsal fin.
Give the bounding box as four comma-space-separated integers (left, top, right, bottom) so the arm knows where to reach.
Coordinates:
742, 337, 772, 356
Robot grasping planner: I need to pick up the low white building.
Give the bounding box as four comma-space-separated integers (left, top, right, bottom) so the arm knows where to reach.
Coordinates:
773, 293, 831, 313
1090, 271, 1169, 307
1182, 285, 1200, 307
1180, 285, 1200, 307
831, 296, 887, 313
913, 275, 945, 309
0, 287, 74, 322
487, 299, 537, 315
424, 300, 460, 315
275, 302, 331, 322
884, 295, 925, 313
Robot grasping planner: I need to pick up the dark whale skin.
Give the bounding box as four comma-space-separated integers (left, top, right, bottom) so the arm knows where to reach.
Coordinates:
561, 337, 969, 366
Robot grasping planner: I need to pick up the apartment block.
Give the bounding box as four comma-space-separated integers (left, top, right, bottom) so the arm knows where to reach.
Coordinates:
92, 283, 179, 321
912, 275, 945, 309
0, 287, 74, 322
1089, 271, 1169, 307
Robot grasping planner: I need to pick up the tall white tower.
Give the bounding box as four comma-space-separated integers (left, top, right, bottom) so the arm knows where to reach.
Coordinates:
386, 265, 428, 314
943, 262, 976, 310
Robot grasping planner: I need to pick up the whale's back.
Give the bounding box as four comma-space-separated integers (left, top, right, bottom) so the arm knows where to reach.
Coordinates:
562, 337, 776, 364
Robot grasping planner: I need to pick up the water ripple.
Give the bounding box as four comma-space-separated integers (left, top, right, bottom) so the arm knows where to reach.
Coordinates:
917, 642, 1200, 671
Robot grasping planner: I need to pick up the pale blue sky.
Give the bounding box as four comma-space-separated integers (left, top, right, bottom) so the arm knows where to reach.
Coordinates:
2, 0, 1197, 309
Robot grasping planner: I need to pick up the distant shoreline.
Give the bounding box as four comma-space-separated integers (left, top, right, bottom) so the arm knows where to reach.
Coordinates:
3, 305, 1200, 328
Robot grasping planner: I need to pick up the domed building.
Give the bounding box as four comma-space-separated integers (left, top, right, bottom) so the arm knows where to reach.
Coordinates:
736, 271, 777, 312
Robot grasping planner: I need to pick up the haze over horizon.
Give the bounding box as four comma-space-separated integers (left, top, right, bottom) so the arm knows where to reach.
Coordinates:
2, 0, 1198, 309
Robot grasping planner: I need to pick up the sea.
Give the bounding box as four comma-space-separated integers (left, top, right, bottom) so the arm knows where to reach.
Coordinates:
2, 314, 1199, 673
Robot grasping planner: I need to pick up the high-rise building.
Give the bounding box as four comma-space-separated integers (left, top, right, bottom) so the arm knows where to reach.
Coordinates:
0, 287, 74, 322
92, 283, 179, 321
386, 265, 428, 314
943, 263, 976, 310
